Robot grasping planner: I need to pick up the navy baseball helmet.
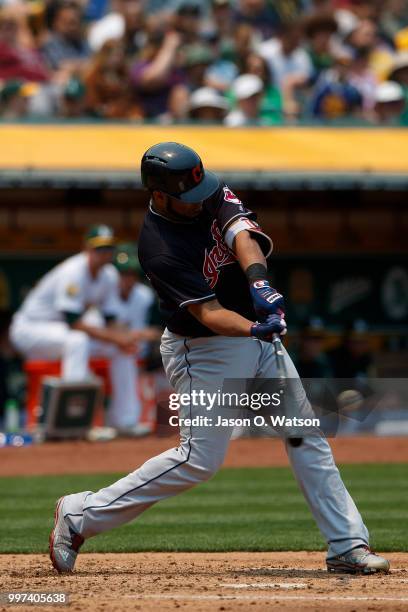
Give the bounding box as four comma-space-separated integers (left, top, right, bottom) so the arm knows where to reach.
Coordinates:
141, 142, 220, 203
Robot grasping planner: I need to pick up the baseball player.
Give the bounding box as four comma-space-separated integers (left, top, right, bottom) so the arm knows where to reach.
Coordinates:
10, 225, 143, 430
111, 243, 161, 434
113, 243, 157, 340
49, 143, 389, 576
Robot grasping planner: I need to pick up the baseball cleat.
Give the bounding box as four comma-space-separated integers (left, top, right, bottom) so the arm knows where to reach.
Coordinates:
327, 545, 390, 574
49, 497, 84, 574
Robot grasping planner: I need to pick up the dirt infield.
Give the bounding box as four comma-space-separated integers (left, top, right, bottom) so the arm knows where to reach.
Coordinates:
0, 552, 407, 612
1, 439, 407, 611
0, 435, 407, 477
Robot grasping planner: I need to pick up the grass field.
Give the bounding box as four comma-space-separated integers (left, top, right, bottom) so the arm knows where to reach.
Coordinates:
0, 464, 406, 554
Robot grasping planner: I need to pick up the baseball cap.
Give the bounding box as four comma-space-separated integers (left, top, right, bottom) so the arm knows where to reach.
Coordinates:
395, 27, 408, 51
375, 81, 404, 104
85, 224, 116, 249
233, 74, 263, 100
88, 13, 125, 52
335, 9, 360, 40
0, 80, 39, 103
64, 77, 86, 100
114, 243, 142, 274
304, 12, 338, 39
184, 44, 214, 68
190, 87, 229, 111
176, 0, 201, 16
387, 52, 408, 81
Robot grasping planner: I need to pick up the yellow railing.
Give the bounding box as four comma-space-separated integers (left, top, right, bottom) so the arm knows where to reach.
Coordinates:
0, 125, 406, 172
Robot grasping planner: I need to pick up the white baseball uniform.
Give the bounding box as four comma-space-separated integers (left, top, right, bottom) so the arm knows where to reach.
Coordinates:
115, 282, 154, 332
9, 252, 139, 428
114, 280, 155, 424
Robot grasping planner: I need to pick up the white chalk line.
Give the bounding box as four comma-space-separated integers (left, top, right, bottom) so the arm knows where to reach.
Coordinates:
124, 594, 408, 602
221, 579, 408, 587
220, 582, 307, 589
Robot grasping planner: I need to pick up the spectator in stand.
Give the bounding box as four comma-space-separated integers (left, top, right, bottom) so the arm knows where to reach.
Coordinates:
204, 0, 235, 43
342, 0, 383, 23
341, 16, 394, 82
259, 20, 313, 117
234, 23, 258, 71
243, 52, 283, 123
305, 0, 333, 13
84, 39, 143, 119
88, 0, 145, 57
310, 55, 363, 119
42, 2, 90, 76
345, 18, 378, 54
202, 0, 239, 91
182, 43, 215, 90
144, 0, 179, 14
388, 51, 408, 87
0, 8, 49, 82
1, 0, 407, 123
188, 86, 229, 122
0, 79, 39, 119
395, 26, 408, 53
347, 47, 377, 113
380, 0, 408, 45
224, 73, 264, 126
372, 80, 405, 124
303, 11, 338, 82
273, 0, 305, 23
232, 0, 281, 41
58, 75, 87, 117
170, 1, 203, 45
387, 51, 408, 124
204, 23, 254, 93
157, 82, 190, 123
130, 28, 188, 118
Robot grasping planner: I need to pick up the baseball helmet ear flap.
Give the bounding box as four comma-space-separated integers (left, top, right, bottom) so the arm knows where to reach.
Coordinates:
141, 142, 220, 203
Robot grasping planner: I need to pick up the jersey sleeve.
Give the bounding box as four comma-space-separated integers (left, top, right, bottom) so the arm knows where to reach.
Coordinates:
207, 184, 273, 258
146, 255, 216, 309
100, 269, 120, 319
54, 273, 85, 315
102, 292, 120, 320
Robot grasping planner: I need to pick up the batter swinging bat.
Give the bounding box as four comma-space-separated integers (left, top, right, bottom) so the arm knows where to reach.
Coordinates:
272, 333, 303, 448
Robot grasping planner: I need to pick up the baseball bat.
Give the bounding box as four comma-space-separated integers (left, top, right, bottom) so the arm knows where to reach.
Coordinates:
272, 333, 286, 382
272, 333, 303, 448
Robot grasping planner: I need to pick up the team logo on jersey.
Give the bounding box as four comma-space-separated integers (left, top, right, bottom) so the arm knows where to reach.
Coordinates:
223, 186, 242, 205
203, 220, 236, 288
66, 284, 79, 296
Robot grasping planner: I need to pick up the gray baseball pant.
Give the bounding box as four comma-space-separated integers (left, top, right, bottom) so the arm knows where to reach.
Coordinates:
64, 329, 369, 557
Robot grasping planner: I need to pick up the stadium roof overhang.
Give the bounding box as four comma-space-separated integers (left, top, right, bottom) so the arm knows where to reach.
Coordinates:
0, 124, 407, 191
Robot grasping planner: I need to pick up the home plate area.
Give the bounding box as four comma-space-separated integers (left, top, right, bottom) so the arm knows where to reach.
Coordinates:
1, 552, 407, 612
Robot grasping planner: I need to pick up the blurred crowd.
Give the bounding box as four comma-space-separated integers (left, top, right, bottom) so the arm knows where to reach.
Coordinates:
0, 0, 408, 124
